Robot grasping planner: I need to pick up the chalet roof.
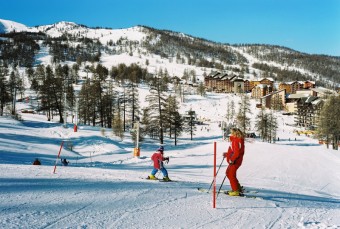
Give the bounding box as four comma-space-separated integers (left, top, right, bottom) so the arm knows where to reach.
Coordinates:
283, 81, 298, 85
311, 87, 337, 95
220, 73, 230, 80
231, 76, 244, 82
287, 94, 309, 99
206, 71, 220, 78
296, 89, 312, 94
229, 75, 237, 80
216, 73, 224, 79
259, 77, 275, 82
297, 96, 323, 107
298, 80, 315, 84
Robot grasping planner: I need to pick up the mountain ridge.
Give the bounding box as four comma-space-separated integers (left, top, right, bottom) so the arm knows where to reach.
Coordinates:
0, 18, 339, 87
1, 18, 336, 57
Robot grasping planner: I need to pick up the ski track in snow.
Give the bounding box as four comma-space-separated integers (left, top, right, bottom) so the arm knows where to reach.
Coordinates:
40, 200, 95, 229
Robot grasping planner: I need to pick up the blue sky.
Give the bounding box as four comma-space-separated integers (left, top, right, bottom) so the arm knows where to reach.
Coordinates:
1, 0, 340, 56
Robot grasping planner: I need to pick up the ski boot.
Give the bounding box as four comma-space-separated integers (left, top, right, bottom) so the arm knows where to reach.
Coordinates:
162, 176, 171, 182
226, 190, 241, 196
238, 184, 245, 194
147, 175, 157, 180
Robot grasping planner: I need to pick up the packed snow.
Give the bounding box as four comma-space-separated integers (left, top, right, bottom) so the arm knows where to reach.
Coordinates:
1, 91, 340, 229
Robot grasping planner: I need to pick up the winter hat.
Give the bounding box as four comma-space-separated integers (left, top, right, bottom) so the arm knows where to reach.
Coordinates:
157, 146, 164, 152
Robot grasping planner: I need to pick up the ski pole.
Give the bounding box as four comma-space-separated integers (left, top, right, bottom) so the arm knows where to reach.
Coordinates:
208, 157, 225, 192
216, 175, 227, 198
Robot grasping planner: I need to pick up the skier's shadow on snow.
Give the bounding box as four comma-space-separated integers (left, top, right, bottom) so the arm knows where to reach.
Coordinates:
219, 187, 340, 208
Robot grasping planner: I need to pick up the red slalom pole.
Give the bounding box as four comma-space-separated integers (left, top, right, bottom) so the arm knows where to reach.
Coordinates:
53, 141, 64, 174
213, 141, 217, 208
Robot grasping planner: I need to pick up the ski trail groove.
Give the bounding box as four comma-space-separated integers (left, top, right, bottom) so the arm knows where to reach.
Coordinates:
39, 200, 95, 229
191, 210, 238, 229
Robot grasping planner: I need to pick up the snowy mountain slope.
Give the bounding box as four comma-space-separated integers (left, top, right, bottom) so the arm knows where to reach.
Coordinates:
1, 92, 340, 228
28, 21, 147, 44
2, 18, 339, 85
0, 18, 28, 33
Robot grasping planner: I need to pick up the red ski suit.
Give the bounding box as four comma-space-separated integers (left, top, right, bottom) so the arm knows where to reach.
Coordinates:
225, 135, 245, 191
151, 151, 165, 169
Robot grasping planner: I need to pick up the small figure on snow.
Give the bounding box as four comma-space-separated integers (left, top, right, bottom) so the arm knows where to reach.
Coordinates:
61, 158, 69, 166
147, 146, 171, 181
33, 158, 41, 165
224, 128, 245, 196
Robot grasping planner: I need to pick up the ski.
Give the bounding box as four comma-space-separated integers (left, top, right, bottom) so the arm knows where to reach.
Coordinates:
142, 177, 159, 181
142, 177, 175, 182
224, 191, 263, 200
158, 179, 174, 182
197, 187, 258, 194
226, 194, 262, 200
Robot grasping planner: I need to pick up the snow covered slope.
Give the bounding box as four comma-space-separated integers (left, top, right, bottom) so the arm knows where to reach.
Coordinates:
0, 18, 29, 33
1, 92, 340, 228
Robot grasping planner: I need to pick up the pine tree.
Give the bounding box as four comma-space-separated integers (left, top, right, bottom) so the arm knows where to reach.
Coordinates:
78, 79, 91, 125
225, 100, 236, 124
145, 76, 168, 144
88, 79, 104, 127
165, 95, 183, 145
267, 111, 278, 143
117, 86, 127, 131
231, 100, 236, 122
318, 96, 340, 150
102, 79, 115, 128
112, 108, 124, 140
236, 94, 251, 133
255, 108, 268, 141
8, 69, 20, 115
184, 108, 197, 140
0, 66, 10, 116
197, 82, 206, 96
39, 66, 51, 119
140, 107, 153, 138
126, 82, 140, 124
172, 111, 183, 146
255, 109, 278, 143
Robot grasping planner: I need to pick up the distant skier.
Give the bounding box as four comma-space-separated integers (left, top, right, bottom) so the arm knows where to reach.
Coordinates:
33, 158, 41, 165
224, 128, 245, 196
147, 146, 171, 181
61, 158, 69, 166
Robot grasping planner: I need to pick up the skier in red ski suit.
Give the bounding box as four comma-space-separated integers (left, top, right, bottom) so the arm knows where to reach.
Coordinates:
147, 146, 171, 181
224, 128, 245, 196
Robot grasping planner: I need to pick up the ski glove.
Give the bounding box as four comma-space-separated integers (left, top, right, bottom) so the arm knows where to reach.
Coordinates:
164, 157, 169, 164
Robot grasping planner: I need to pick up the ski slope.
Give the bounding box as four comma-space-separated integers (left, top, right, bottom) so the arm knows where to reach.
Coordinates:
1, 92, 340, 229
